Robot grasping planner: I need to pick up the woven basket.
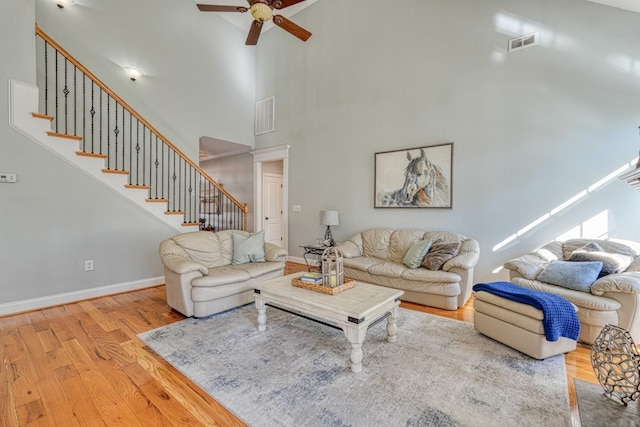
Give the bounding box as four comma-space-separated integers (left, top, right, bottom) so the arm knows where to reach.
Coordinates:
291, 276, 354, 295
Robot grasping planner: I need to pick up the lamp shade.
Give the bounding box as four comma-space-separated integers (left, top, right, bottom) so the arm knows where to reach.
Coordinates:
319, 210, 339, 226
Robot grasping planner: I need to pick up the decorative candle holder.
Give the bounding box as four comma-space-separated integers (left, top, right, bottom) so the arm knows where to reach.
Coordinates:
321, 247, 344, 288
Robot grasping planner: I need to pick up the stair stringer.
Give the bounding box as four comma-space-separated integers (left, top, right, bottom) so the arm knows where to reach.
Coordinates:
8, 79, 198, 233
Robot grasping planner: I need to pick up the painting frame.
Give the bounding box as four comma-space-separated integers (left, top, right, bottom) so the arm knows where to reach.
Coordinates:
374, 142, 453, 209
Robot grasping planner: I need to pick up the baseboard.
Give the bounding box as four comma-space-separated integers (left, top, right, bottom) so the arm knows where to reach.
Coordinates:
0, 276, 164, 317
287, 256, 307, 267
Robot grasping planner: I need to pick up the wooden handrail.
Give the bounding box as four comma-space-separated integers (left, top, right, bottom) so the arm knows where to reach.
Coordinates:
35, 24, 248, 216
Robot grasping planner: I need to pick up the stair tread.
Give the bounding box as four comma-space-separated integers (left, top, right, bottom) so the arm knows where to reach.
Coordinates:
32, 112, 54, 121
47, 131, 83, 141
77, 151, 107, 159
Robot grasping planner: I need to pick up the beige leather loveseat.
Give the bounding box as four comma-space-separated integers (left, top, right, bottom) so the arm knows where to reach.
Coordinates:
503, 238, 640, 344
159, 230, 287, 317
335, 229, 480, 310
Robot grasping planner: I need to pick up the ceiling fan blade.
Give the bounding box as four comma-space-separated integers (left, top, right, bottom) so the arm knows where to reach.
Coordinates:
197, 4, 248, 13
273, 15, 311, 41
271, 0, 305, 10
246, 20, 263, 45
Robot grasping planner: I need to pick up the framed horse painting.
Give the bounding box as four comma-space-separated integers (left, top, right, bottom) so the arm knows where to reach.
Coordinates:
374, 142, 453, 208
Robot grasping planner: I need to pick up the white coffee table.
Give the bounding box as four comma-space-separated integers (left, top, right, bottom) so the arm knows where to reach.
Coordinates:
253, 273, 404, 372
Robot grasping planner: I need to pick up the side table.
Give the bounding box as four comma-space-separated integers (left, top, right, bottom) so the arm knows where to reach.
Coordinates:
301, 244, 327, 271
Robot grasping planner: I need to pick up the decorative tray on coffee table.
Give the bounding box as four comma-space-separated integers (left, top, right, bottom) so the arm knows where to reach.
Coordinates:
291, 276, 355, 295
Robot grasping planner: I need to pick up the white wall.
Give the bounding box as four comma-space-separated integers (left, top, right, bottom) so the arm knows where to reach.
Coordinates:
255, 0, 640, 282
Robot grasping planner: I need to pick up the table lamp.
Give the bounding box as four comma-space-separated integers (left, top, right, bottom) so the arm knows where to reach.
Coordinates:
319, 210, 339, 247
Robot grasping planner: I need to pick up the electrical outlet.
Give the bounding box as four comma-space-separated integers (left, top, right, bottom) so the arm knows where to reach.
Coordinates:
84, 260, 94, 271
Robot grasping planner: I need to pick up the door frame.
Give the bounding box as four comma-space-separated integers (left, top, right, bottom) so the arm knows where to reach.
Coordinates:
251, 145, 289, 251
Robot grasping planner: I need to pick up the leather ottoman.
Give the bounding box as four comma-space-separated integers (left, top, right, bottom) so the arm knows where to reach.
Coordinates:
473, 290, 577, 359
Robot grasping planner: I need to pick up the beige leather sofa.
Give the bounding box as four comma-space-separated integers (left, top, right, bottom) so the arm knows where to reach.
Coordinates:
503, 238, 640, 344
336, 229, 480, 310
159, 230, 287, 317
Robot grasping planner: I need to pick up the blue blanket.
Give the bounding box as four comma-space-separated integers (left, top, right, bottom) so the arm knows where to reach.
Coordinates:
473, 282, 580, 342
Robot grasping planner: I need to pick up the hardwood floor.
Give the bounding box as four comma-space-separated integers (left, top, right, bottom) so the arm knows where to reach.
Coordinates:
1, 262, 597, 426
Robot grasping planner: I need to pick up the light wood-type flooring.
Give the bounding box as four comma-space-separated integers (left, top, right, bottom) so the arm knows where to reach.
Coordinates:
1, 262, 597, 426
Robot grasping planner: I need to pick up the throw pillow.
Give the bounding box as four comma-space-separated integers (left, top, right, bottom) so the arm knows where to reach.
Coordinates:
421, 242, 461, 271
568, 244, 634, 278
232, 231, 266, 265
402, 240, 433, 269
536, 260, 603, 292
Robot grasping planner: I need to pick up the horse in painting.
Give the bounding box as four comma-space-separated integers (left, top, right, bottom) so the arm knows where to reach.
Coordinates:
379, 149, 450, 207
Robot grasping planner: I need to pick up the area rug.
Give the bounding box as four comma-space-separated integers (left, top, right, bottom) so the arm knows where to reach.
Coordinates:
138, 304, 570, 426
574, 379, 640, 426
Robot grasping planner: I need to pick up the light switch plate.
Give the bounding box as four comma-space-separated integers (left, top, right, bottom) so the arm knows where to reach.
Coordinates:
0, 173, 16, 183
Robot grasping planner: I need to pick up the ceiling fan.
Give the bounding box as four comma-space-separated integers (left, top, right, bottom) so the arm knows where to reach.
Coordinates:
197, 0, 312, 45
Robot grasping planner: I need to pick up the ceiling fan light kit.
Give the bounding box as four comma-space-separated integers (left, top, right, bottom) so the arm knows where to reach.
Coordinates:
197, 0, 311, 45
250, 2, 273, 21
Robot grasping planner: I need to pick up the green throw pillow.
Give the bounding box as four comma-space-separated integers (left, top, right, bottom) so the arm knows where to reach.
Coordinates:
402, 240, 433, 269
232, 231, 266, 265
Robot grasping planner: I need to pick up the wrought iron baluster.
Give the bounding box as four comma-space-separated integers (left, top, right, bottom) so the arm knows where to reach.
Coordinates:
113, 101, 119, 170
122, 107, 126, 174
82, 73, 86, 151
99, 89, 103, 155
55, 50, 59, 133
73, 64, 77, 136
144, 127, 148, 189
160, 140, 166, 205
174, 159, 182, 211
63, 58, 69, 134
171, 151, 176, 212
44, 40, 48, 115
154, 135, 159, 199
106, 94, 111, 169
184, 168, 195, 223
136, 119, 144, 185
90, 81, 95, 153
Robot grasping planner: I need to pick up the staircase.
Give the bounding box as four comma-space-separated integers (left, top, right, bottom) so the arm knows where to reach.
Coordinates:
8, 26, 248, 233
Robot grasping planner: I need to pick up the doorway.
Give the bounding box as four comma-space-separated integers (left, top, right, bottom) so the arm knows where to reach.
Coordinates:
251, 145, 289, 250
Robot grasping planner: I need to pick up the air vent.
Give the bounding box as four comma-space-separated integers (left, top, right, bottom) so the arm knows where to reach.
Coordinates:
255, 96, 275, 135
508, 32, 539, 52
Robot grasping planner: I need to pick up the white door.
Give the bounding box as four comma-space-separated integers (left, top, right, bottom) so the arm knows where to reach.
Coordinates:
262, 173, 283, 246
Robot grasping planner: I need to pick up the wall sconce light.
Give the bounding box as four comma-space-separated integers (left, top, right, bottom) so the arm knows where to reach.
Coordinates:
123, 67, 144, 81
57, 0, 75, 8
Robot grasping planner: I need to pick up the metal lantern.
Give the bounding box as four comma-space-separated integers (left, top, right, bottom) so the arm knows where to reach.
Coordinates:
321, 247, 344, 288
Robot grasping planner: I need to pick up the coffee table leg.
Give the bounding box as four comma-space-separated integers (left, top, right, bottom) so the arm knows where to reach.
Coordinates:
255, 297, 267, 332
344, 327, 367, 373
387, 306, 398, 343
